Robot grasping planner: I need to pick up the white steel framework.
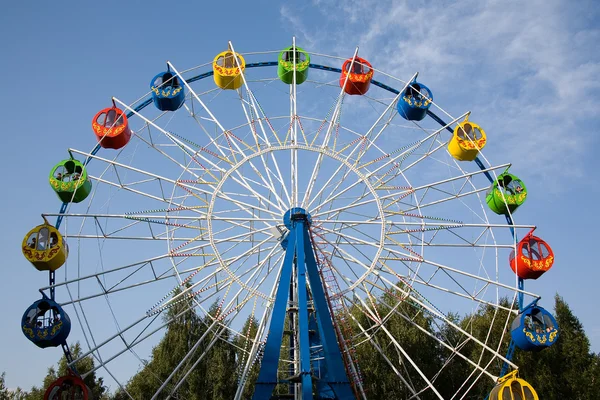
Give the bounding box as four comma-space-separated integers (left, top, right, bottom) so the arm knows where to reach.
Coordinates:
39, 42, 536, 399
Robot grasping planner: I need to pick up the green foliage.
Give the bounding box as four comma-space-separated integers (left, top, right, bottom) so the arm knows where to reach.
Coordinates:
124, 293, 207, 399
15, 343, 106, 400
447, 299, 515, 398
201, 304, 237, 400
348, 292, 600, 399
18, 289, 600, 399
513, 294, 600, 400
120, 291, 237, 400
349, 290, 444, 399
0, 372, 27, 400
2, 342, 106, 400
61, 343, 106, 399
0, 373, 9, 400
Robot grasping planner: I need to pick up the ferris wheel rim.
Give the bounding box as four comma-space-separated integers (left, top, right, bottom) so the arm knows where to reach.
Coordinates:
30, 46, 545, 400
203, 143, 388, 299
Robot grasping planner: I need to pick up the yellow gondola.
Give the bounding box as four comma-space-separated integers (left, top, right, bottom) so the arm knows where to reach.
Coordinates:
213, 49, 245, 90
447, 116, 487, 161
22, 220, 68, 272
489, 371, 538, 400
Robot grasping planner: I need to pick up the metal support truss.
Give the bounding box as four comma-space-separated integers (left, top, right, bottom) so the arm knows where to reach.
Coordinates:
253, 208, 355, 400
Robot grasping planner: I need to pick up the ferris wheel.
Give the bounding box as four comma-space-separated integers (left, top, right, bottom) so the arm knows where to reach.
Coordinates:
20, 40, 559, 400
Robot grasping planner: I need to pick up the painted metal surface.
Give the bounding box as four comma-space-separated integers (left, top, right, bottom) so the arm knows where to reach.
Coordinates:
22, 222, 68, 272
92, 106, 132, 149
254, 208, 354, 399
49, 158, 92, 203
150, 70, 186, 111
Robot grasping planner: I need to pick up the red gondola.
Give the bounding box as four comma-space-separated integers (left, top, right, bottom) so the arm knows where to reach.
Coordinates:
509, 230, 554, 280
92, 104, 132, 150
339, 57, 373, 95
44, 371, 92, 400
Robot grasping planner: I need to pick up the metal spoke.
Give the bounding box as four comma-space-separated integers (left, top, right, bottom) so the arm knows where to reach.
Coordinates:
35, 51, 539, 400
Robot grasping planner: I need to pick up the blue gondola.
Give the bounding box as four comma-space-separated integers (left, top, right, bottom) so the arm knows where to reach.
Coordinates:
150, 70, 185, 111
511, 303, 559, 351
21, 298, 71, 348
397, 81, 433, 121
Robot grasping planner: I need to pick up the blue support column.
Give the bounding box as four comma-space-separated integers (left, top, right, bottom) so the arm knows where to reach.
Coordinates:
253, 208, 355, 399
289, 270, 296, 396
303, 228, 355, 400
252, 231, 297, 400
296, 223, 315, 399
309, 304, 333, 398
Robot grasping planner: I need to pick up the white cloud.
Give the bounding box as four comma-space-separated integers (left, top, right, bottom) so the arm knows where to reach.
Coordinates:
282, 0, 600, 181
279, 4, 320, 49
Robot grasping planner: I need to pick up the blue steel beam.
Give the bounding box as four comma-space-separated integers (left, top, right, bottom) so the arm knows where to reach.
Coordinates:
309, 301, 333, 398
296, 221, 315, 399
303, 228, 355, 399
253, 230, 297, 399
289, 274, 296, 396
253, 209, 355, 399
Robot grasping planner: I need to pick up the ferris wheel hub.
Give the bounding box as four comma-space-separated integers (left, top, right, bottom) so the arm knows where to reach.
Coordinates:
283, 207, 312, 229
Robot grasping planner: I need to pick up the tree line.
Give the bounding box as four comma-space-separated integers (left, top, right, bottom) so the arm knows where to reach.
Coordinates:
2, 292, 599, 399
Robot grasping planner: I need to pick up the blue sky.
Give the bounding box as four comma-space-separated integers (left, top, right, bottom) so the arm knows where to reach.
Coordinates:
1, 0, 599, 393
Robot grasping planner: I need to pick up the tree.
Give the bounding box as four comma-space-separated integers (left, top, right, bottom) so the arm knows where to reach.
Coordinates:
447, 294, 600, 399
124, 292, 208, 399
1, 373, 28, 400
586, 353, 600, 396
348, 289, 444, 399
22, 291, 596, 399
514, 294, 599, 400
23, 365, 55, 400
122, 290, 237, 399
10, 388, 28, 400
0, 373, 9, 400
201, 316, 237, 400
24, 343, 106, 400
450, 298, 515, 399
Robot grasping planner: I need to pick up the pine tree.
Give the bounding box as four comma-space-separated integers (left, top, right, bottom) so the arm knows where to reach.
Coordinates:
514, 294, 598, 399
199, 303, 237, 400
350, 289, 443, 399
13, 342, 106, 400
585, 353, 600, 396
125, 290, 208, 399
122, 290, 239, 399
0, 373, 9, 400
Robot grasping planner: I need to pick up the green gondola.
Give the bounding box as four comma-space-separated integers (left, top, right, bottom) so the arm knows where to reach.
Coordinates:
49, 159, 92, 203
486, 172, 527, 215
278, 46, 310, 85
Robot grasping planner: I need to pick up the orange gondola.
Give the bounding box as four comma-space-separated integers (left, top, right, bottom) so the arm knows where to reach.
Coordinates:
510, 230, 554, 279
339, 57, 373, 95
92, 104, 132, 149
